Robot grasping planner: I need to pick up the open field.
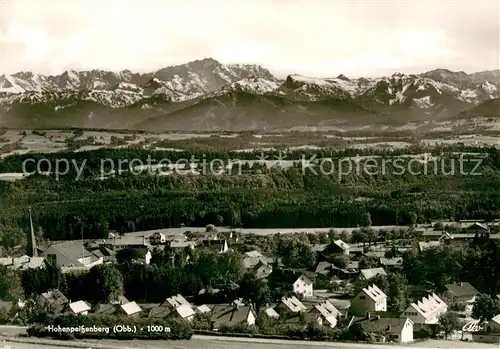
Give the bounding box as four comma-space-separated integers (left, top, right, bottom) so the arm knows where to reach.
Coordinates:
1, 123, 499, 158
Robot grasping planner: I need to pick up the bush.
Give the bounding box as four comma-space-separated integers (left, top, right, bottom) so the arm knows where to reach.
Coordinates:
0, 308, 9, 324
414, 325, 434, 339
219, 323, 256, 334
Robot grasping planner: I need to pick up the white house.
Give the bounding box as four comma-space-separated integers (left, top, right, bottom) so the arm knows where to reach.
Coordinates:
352, 315, 414, 343
350, 284, 387, 316
293, 273, 313, 298
68, 300, 91, 315
119, 301, 142, 317
401, 293, 447, 324
149, 232, 167, 245
174, 303, 195, 321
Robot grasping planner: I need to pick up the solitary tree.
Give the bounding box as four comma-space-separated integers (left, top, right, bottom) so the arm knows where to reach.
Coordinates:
438, 311, 460, 339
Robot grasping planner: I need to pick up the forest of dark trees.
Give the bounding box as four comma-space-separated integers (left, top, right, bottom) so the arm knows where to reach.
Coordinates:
0, 144, 499, 245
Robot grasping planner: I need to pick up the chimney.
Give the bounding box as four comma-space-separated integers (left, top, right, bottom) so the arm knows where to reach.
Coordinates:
367, 312, 371, 319
460, 282, 464, 287
387, 325, 391, 331
11, 258, 15, 266
142, 236, 146, 245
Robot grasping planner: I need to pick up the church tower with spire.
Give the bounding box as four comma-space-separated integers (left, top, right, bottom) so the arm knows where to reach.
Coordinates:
28, 207, 38, 257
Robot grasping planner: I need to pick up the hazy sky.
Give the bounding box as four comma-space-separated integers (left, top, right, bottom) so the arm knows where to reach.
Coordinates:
1, 0, 499, 78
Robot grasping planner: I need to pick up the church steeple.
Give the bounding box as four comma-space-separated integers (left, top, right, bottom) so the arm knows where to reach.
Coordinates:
28, 207, 38, 257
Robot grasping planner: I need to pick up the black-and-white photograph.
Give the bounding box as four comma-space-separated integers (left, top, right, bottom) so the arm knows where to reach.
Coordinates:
0, 1, 499, 348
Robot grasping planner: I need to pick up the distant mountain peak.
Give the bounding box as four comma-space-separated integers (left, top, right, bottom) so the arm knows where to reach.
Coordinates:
1, 60, 499, 131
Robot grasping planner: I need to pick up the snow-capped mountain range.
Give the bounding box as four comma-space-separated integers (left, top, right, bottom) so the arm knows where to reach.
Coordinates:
0, 58, 499, 131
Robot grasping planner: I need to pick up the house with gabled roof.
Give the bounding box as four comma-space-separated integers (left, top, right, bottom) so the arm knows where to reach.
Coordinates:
401, 293, 447, 324
349, 314, 414, 343
165, 294, 191, 309
253, 260, 273, 280
293, 273, 314, 298
379, 257, 403, 268
488, 314, 500, 332
275, 295, 307, 317
148, 303, 170, 319
41, 241, 104, 268
148, 294, 195, 321
199, 239, 229, 253
445, 282, 479, 305
265, 307, 280, 319
93, 303, 119, 316
359, 268, 387, 281
307, 300, 341, 328
174, 303, 196, 321
149, 232, 167, 245
118, 301, 142, 317
320, 240, 350, 257
351, 284, 387, 316
416, 241, 441, 253
68, 300, 91, 315
210, 303, 256, 329
0, 256, 47, 270
465, 222, 490, 234
196, 304, 212, 314
244, 250, 263, 258
332, 240, 350, 255
315, 261, 332, 275
37, 290, 69, 313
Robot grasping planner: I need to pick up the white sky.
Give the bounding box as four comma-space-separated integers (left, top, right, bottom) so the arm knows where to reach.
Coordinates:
0, 0, 499, 78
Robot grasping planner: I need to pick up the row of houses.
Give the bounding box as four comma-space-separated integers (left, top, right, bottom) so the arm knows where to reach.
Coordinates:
7, 220, 489, 273
8, 232, 229, 272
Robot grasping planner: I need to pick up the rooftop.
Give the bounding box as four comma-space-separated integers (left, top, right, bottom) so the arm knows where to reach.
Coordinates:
69, 300, 91, 314
355, 316, 412, 334
0, 256, 46, 270
410, 293, 447, 318
211, 304, 254, 326
360, 268, 387, 280
361, 284, 387, 302
281, 296, 307, 313
333, 239, 350, 251
176, 303, 195, 318
314, 300, 341, 318
445, 282, 479, 298
120, 301, 142, 315
165, 294, 191, 308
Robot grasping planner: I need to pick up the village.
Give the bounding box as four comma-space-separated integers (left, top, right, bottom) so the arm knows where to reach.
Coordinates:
1, 218, 500, 345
